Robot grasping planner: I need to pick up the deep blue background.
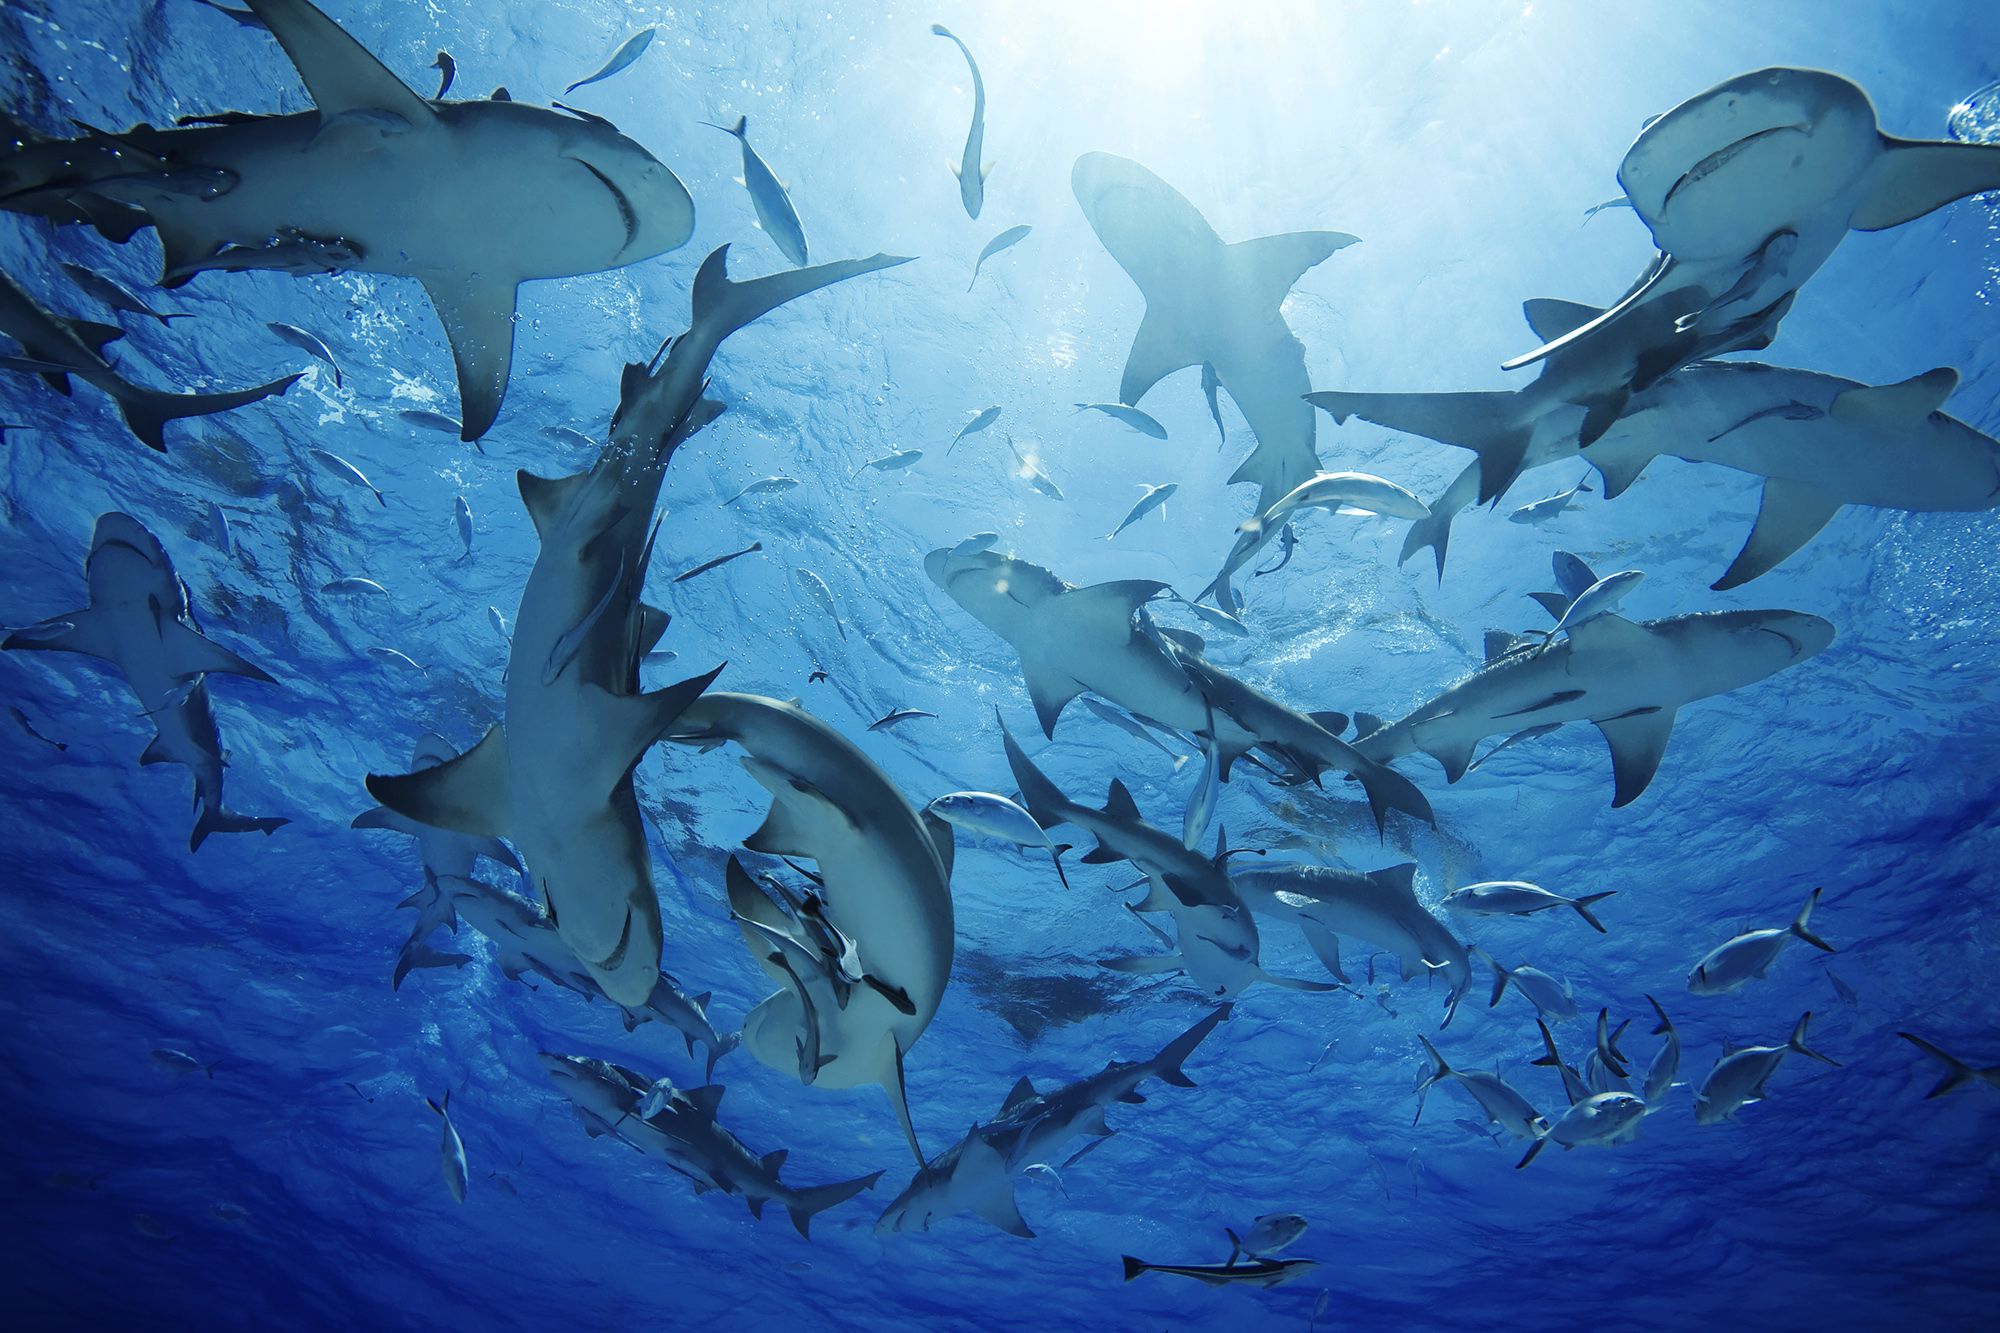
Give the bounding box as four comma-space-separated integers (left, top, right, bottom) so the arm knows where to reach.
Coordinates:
2, 2, 1998, 1328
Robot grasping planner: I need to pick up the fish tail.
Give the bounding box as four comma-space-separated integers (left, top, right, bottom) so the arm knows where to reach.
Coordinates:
1790, 886, 1834, 953
785, 1169, 883, 1239
1151, 1004, 1229, 1089
115, 373, 303, 451
1413, 1035, 1450, 1123
1572, 891, 1616, 934
189, 805, 290, 853
1789, 1013, 1839, 1067
1121, 1255, 1149, 1282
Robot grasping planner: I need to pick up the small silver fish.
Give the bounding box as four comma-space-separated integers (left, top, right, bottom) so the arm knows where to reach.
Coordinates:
431, 50, 456, 99
308, 448, 385, 507
564, 27, 657, 95
151, 1048, 215, 1077
794, 568, 846, 640
205, 501, 233, 556
968, 224, 1031, 291
60, 262, 188, 326
453, 496, 473, 557
487, 606, 512, 641
949, 532, 999, 557
266, 322, 341, 387
399, 409, 462, 435
9, 705, 66, 751
367, 646, 425, 671
541, 425, 596, 449
855, 448, 923, 475
947, 406, 1000, 453
674, 541, 762, 583
322, 577, 389, 596
869, 708, 936, 731
1074, 402, 1168, 440
723, 475, 799, 506
1106, 482, 1176, 539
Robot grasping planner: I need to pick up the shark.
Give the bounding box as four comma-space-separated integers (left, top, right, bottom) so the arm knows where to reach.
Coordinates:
0, 0, 697, 440
3, 511, 287, 850
1519, 66, 2000, 370
0, 271, 299, 448
1231, 862, 1470, 1025
1072, 152, 1359, 514
662, 692, 954, 1163
1579, 362, 2000, 589
1354, 609, 1833, 808
365, 245, 909, 1006
875, 1006, 1228, 1237
925, 547, 1430, 832
539, 1053, 882, 1237
1001, 717, 1337, 1000
435, 874, 738, 1078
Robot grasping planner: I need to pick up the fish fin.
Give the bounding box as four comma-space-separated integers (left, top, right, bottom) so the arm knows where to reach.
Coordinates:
1414, 728, 1480, 785
760, 1148, 787, 1176
1153, 1004, 1228, 1086
1713, 478, 1841, 591
1853, 137, 2000, 232
1299, 924, 1349, 983
784, 1169, 883, 1239
1790, 886, 1834, 953
575, 666, 723, 795
1581, 434, 1655, 500
114, 376, 301, 452
1117, 308, 1203, 405
1122, 1256, 1148, 1282
972, 1185, 1035, 1238
1101, 953, 1182, 975
421, 274, 518, 442
998, 712, 1072, 828
688, 244, 913, 355
1102, 778, 1142, 822
683, 1084, 725, 1117
1352, 713, 1388, 741
1551, 552, 1598, 600
1060, 579, 1167, 641
1592, 707, 1679, 809
1525, 592, 1572, 623
515, 469, 597, 542
1021, 659, 1083, 739
189, 805, 288, 852
998, 1076, 1038, 1116
1828, 366, 1958, 428
1260, 969, 1347, 993
1515, 1135, 1549, 1170
1572, 891, 1616, 934
61, 316, 125, 356
636, 603, 671, 658
349, 805, 416, 835
157, 618, 275, 683
1486, 629, 1538, 662
1789, 1013, 1839, 1067
365, 723, 512, 839
1520, 298, 1603, 344
2, 608, 114, 660
244, 0, 437, 125
1306, 389, 1530, 505
1307, 710, 1348, 736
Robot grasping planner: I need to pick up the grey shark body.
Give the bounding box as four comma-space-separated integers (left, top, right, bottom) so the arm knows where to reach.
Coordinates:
540, 1053, 881, 1237
925, 547, 1428, 831
877, 1006, 1228, 1237
1356, 610, 1833, 807
663, 692, 953, 1162
2, 0, 696, 439
366, 246, 909, 1006
1072, 152, 1357, 514
3, 511, 285, 850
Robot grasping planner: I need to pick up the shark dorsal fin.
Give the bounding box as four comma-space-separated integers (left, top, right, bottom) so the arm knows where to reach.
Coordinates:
683, 1083, 725, 1117
1103, 778, 1142, 822
246, 0, 436, 126
1371, 863, 1420, 901
1521, 298, 1603, 344
1307, 709, 1348, 736
998, 1076, 1038, 1116
1061, 579, 1168, 638
1828, 367, 1958, 428
1484, 630, 1535, 663
1352, 712, 1387, 739
760, 1148, 787, 1175
1562, 614, 1653, 656
1157, 626, 1205, 656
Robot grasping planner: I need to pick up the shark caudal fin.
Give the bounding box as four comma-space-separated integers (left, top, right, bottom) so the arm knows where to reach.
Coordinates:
1572, 891, 1616, 934
1150, 1004, 1230, 1088
689, 245, 914, 354
1122, 1256, 1151, 1282
1788, 1013, 1839, 1067
1898, 1032, 2000, 1099
1413, 1035, 1451, 1124
1789, 886, 1835, 953
1399, 462, 1481, 583
1306, 388, 1534, 505
115, 373, 304, 452
784, 1169, 884, 1239
189, 805, 290, 853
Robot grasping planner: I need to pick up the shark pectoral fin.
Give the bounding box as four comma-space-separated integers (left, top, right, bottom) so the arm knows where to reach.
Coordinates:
245, 0, 436, 125
972, 1185, 1035, 1239
1521, 298, 1603, 344
1117, 308, 1203, 405
1594, 707, 1677, 808
1580, 436, 1654, 501
1300, 923, 1349, 983
1413, 727, 1480, 785
1828, 367, 1959, 428
578, 667, 724, 794
1021, 660, 1084, 738
157, 619, 274, 683
1260, 969, 1347, 993
636, 603, 671, 657
1102, 953, 1182, 975
471, 835, 522, 872
138, 733, 173, 766
422, 273, 519, 441
350, 805, 419, 836
743, 800, 814, 858
1853, 137, 2000, 232
1713, 478, 1842, 591
2, 608, 112, 660
1228, 230, 1359, 308
61, 316, 125, 356
366, 723, 511, 839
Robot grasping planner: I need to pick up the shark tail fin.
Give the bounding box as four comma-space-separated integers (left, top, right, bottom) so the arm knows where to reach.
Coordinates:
689, 245, 913, 353
784, 1169, 884, 1239
114, 374, 304, 452
1352, 755, 1434, 837
190, 805, 289, 853
1151, 1004, 1229, 1088
1789, 1013, 1839, 1068
1898, 1032, 2000, 1099
1789, 886, 1834, 953
1413, 1035, 1450, 1123
1307, 389, 1532, 505
1572, 891, 1616, 934
1121, 1256, 1149, 1283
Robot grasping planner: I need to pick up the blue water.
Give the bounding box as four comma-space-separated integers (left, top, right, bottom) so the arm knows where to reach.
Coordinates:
4, 1, 2000, 1328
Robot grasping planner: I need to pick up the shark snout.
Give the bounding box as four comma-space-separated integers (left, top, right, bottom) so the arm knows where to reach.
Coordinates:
922, 548, 954, 588
1754, 611, 1835, 661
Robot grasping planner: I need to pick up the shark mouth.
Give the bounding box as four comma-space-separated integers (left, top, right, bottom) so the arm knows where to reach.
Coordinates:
569, 156, 638, 257
1659, 123, 1809, 216
1754, 626, 1806, 659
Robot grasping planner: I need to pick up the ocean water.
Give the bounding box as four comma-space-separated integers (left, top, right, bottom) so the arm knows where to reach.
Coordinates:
3, 1, 2000, 1328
